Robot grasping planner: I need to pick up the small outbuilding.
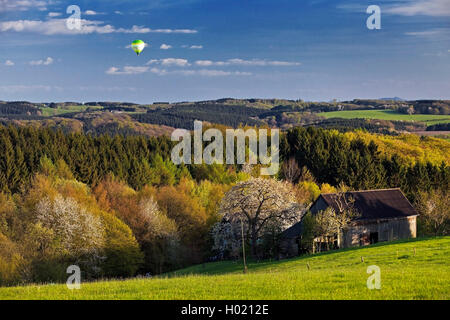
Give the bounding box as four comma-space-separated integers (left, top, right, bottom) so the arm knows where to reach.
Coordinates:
280, 188, 418, 257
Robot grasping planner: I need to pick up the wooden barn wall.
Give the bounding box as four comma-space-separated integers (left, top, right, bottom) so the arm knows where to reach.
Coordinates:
343, 216, 417, 248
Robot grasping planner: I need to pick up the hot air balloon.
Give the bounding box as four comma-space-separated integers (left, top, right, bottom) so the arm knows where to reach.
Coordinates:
131, 40, 146, 56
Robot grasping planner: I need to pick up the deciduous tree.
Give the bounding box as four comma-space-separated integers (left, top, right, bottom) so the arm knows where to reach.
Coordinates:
218, 178, 303, 258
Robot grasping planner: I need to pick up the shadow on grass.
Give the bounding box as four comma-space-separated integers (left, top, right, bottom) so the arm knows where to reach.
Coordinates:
166, 236, 445, 277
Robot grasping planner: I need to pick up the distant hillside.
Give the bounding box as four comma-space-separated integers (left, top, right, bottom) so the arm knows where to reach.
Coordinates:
380, 97, 404, 101
0, 101, 43, 115
0, 98, 449, 136
133, 103, 266, 129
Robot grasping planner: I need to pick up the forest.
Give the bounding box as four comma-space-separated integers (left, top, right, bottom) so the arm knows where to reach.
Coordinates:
132, 103, 266, 129
0, 124, 448, 286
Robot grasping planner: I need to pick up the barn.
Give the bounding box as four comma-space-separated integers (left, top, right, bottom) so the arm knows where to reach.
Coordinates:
280, 188, 418, 257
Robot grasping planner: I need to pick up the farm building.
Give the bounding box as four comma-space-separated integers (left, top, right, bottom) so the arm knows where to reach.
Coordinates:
280, 188, 418, 257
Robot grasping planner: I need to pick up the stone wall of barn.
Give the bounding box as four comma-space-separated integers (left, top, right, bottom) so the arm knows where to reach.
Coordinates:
342, 216, 417, 248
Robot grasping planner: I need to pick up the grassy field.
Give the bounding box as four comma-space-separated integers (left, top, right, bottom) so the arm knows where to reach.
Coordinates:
39, 105, 103, 116
322, 110, 450, 126
0, 237, 448, 300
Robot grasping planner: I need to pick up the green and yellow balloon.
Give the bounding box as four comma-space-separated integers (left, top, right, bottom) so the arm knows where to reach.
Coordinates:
131, 40, 146, 56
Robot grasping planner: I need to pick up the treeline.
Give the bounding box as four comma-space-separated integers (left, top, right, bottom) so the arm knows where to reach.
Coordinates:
0, 125, 172, 193
2, 100, 449, 137
133, 104, 265, 130
307, 118, 425, 134
427, 123, 450, 131
0, 125, 250, 194
281, 127, 449, 200
1, 125, 448, 200
345, 99, 450, 115
399, 100, 450, 115
84, 122, 144, 137
83, 101, 139, 107
0, 102, 41, 115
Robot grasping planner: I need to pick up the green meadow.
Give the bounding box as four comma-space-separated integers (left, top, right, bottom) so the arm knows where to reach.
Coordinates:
322, 110, 450, 126
39, 105, 103, 116
0, 237, 448, 300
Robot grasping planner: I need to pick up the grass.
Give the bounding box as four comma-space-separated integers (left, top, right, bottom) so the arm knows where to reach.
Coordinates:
39, 105, 103, 117
321, 110, 450, 126
0, 237, 448, 300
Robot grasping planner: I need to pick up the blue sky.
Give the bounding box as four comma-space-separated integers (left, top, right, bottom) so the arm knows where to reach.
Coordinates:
0, 0, 449, 103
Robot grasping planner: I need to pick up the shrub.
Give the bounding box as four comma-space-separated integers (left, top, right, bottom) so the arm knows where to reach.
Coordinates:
0, 233, 25, 286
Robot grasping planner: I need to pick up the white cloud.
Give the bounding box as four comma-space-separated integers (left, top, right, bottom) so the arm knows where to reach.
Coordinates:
190, 45, 203, 49
106, 66, 251, 77
0, 85, 60, 92
47, 12, 61, 17
0, 0, 47, 12
147, 58, 191, 67
336, 3, 366, 13
0, 19, 198, 35
149, 67, 168, 76
105, 67, 120, 74
405, 30, 440, 36
137, 57, 299, 75
160, 43, 172, 50
149, 28, 197, 34
177, 69, 251, 77
161, 58, 190, 67
84, 10, 98, 16
405, 28, 450, 37
29, 57, 53, 65
114, 11, 123, 15
4, 60, 14, 66
106, 66, 150, 75
385, 0, 450, 17
106, 66, 169, 76
195, 60, 216, 66
0, 19, 115, 35
338, 0, 450, 17
195, 58, 301, 67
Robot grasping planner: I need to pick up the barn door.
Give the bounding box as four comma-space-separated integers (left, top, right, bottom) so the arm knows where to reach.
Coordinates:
370, 232, 379, 244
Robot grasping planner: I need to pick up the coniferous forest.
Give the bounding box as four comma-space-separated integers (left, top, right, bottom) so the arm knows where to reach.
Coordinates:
0, 125, 448, 196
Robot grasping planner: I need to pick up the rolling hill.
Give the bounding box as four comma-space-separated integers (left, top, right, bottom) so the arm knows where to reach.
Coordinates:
0, 237, 448, 300
321, 110, 450, 126
1, 99, 449, 136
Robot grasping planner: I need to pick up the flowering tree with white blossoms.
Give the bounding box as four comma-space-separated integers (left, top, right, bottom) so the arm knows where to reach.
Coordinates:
216, 178, 304, 258
211, 219, 242, 259
35, 195, 105, 274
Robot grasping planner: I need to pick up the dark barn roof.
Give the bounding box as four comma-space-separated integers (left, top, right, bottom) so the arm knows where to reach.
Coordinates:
281, 188, 417, 239
319, 188, 418, 220
281, 221, 303, 239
